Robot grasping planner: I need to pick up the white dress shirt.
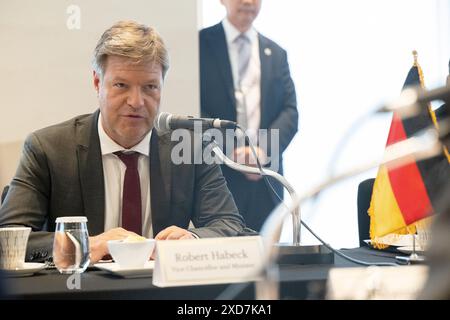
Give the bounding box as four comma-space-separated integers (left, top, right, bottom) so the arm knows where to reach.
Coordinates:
222, 18, 261, 144
97, 114, 153, 238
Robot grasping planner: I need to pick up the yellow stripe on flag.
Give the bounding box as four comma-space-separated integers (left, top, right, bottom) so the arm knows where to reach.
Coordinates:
369, 165, 407, 242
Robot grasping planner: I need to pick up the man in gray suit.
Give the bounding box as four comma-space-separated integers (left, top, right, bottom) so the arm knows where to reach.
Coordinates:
0, 20, 251, 264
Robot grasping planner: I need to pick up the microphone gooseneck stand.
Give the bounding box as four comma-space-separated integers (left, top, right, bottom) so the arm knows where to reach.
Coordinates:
209, 138, 335, 299
209, 141, 301, 245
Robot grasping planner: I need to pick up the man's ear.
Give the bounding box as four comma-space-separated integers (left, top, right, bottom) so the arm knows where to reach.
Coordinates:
93, 70, 100, 93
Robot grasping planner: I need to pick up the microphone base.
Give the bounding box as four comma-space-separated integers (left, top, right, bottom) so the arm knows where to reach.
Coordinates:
275, 243, 334, 265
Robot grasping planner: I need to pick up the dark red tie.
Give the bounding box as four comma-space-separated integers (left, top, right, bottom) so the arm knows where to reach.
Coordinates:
115, 151, 142, 235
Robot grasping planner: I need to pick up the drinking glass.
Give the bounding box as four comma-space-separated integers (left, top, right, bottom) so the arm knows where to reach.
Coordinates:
53, 216, 90, 274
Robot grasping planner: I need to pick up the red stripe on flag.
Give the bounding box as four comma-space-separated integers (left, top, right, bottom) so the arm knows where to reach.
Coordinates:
386, 114, 407, 146
385, 113, 432, 224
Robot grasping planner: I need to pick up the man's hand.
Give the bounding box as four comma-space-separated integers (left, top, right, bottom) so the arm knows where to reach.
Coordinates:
155, 225, 196, 240
233, 146, 268, 181
89, 227, 139, 263
151, 226, 196, 260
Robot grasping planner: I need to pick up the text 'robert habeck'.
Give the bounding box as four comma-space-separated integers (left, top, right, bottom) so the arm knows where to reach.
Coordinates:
175, 249, 249, 262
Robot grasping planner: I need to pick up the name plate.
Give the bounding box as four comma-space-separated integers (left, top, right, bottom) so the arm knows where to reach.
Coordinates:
152, 236, 263, 287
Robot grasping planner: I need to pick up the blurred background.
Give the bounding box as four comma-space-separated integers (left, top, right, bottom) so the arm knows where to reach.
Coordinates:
201, 0, 450, 248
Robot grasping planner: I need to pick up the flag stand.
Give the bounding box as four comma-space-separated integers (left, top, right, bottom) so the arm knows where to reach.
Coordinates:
395, 234, 426, 265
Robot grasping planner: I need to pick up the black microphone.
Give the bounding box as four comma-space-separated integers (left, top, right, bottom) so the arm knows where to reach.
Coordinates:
154, 112, 237, 133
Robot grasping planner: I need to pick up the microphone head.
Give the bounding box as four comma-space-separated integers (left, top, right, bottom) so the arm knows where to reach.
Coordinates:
154, 112, 172, 133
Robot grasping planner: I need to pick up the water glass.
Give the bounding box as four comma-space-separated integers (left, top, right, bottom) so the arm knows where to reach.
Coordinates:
53, 216, 90, 274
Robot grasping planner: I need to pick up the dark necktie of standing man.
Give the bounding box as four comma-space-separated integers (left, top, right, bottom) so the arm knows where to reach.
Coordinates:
114, 151, 142, 235
235, 33, 251, 130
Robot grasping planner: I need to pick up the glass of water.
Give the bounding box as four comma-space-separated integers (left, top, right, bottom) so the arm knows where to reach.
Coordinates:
53, 216, 90, 274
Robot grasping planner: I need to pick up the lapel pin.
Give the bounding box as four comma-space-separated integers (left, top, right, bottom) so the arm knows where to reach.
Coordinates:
264, 48, 272, 56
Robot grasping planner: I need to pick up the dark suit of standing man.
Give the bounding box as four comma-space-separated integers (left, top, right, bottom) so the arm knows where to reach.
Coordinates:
0, 20, 250, 264
200, 0, 298, 231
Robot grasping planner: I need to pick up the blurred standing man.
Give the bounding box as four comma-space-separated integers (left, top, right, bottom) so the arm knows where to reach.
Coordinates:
200, 0, 298, 231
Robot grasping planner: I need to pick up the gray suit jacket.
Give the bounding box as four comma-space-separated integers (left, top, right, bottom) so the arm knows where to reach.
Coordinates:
0, 110, 252, 262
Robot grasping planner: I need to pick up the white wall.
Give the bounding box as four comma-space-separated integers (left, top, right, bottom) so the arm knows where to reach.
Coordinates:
0, 0, 200, 187
201, 0, 450, 248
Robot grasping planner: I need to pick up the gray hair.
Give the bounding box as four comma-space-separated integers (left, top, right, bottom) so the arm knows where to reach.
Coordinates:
92, 20, 169, 78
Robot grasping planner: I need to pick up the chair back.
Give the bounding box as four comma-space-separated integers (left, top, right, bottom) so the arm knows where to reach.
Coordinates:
357, 178, 375, 247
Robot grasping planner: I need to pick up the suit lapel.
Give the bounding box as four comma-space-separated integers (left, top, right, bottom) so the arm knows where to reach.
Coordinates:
209, 23, 236, 119
76, 110, 105, 235
259, 34, 272, 128
150, 129, 172, 235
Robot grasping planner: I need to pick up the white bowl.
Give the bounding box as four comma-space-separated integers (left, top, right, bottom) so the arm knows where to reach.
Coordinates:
107, 239, 155, 269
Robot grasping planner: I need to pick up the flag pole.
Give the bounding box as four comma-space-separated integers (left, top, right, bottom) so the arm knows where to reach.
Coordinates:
412, 50, 418, 67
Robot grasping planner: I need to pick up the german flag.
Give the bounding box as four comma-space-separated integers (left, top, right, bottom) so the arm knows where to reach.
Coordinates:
369, 52, 450, 246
